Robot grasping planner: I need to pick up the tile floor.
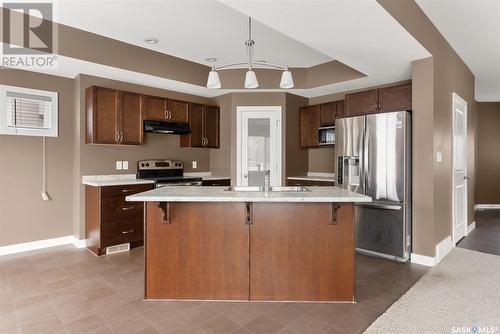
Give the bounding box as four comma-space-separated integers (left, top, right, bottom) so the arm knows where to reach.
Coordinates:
0, 245, 427, 334
458, 209, 500, 256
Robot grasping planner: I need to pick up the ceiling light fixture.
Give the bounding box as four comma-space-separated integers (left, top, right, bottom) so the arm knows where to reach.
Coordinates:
144, 37, 159, 44
206, 17, 294, 90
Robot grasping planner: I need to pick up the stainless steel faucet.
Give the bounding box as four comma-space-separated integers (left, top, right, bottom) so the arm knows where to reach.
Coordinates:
264, 170, 271, 192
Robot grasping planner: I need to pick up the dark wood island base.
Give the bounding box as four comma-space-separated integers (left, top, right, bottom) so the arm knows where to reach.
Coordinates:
144, 202, 355, 302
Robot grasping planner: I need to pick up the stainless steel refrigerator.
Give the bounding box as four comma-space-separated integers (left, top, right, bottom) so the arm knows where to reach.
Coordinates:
336, 111, 411, 262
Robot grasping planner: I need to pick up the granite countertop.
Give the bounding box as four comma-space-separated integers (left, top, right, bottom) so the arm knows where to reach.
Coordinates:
126, 186, 371, 203
287, 172, 336, 182
82, 174, 154, 187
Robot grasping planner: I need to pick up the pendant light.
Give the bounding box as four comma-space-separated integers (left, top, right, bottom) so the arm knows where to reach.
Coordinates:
206, 17, 293, 90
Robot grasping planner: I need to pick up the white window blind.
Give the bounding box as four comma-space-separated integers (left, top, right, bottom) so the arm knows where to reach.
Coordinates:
0, 85, 58, 137
7, 93, 52, 130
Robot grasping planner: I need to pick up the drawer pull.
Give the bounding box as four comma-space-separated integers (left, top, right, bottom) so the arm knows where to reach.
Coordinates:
122, 206, 135, 211
122, 230, 134, 234
122, 189, 134, 193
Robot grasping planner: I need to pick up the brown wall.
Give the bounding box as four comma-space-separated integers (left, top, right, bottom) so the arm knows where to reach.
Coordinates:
210, 94, 232, 178
308, 148, 335, 173
379, 0, 476, 255
411, 57, 436, 256
0, 69, 75, 246
475, 103, 500, 204
285, 94, 309, 177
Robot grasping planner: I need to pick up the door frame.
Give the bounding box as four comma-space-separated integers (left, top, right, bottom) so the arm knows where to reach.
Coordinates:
236, 106, 282, 187
451, 92, 468, 245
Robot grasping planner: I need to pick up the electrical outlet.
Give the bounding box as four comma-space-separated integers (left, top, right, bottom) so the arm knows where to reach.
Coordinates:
122, 161, 129, 170
116, 161, 123, 170
192, 161, 197, 169
436, 152, 443, 162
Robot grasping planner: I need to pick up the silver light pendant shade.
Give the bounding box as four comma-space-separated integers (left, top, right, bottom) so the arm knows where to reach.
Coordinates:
207, 70, 221, 89
280, 70, 294, 89
244, 70, 259, 89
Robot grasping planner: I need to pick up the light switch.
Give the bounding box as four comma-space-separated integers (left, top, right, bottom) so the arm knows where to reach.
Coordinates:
116, 161, 123, 170
122, 161, 129, 170
192, 161, 197, 169
436, 152, 443, 162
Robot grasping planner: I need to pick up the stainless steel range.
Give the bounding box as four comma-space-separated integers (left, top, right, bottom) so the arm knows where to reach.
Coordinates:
137, 159, 202, 187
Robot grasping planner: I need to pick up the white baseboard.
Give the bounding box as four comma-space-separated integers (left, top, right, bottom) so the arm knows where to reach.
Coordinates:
72, 237, 86, 248
475, 204, 500, 210
466, 221, 476, 235
410, 253, 436, 267
436, 235, 453, 263
0, 235, 85, 256
411, 235, 453, 267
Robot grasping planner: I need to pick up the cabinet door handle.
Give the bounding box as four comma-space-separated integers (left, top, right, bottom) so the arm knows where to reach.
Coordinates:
122, 189, 134, 193
119, 131, 124, 142
168, 110, 172, 119
122, 206, 135, 211
205, 138, 209, 147
115, 131, 119, 142
122, 230, 134, 234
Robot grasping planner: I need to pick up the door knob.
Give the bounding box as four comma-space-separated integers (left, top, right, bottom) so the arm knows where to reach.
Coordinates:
464, 176, 470, 180
243, 174, 248, 179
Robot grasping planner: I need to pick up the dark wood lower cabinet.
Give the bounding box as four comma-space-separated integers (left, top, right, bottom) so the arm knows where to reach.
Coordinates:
144, 201, 354, 301
201, 179, 231, 187
250, 203, 354, 301
287, 179, 335, 187
85, 183, 153, 256
145, 202, 249, 300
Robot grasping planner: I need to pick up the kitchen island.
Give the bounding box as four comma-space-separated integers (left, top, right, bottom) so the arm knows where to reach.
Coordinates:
127, 186, 371, 302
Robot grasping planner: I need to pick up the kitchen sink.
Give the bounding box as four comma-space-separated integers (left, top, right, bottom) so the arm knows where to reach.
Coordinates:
224, 186, 310, 192
225, 186, 264, 192
270, 186, 310, 192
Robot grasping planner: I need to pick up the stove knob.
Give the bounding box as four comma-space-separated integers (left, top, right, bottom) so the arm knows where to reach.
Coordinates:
145, 163, 150, 167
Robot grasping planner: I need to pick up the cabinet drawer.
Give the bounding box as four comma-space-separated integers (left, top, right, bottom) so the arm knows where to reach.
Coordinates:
101, 184, 153, 199
287, 179, 335, 187
202, 179, 230, 187
101, 197, 144, 223
101, 220, 143, 248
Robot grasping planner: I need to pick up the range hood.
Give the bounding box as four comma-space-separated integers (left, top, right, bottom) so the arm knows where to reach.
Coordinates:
144, 120, 190, 135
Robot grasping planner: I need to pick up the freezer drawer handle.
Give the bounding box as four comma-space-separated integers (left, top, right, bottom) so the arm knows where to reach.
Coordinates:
357, 203, 402, 211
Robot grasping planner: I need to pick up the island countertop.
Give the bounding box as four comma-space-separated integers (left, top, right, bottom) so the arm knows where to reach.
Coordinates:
126, 186, 372, 203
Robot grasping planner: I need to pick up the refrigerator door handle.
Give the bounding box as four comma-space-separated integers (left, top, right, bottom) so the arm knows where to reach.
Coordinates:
356, 203, 402, 211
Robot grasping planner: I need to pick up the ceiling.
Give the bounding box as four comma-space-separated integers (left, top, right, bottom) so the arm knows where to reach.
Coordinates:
53, 0, 331, 68
2, 0, 431, 98
416, 0, 500, 102
219, 0, 430, 91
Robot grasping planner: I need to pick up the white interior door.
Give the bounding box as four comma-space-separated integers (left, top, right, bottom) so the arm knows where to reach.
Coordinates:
452, 93, 468, 244
237, 106, 282, 187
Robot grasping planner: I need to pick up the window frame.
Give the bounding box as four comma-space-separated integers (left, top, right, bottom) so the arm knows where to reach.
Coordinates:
0, 85, 58, 137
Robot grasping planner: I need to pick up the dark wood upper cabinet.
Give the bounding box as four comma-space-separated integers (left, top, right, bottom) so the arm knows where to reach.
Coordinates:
86, 86, 143, 145
336, 100, 345, 118
120, 92, 143, 145
181, 104, 220, 148
86, 86, 219, 148
144, 96, 167, 121
204, 105, 220, 148
168, 100, 189, 123
300, 105, 320, 148
319, 102, 336, 126
345, 89, 379, 116
379, 84, 412, 112
182, 103, 204, 147
345, 84, 412, 116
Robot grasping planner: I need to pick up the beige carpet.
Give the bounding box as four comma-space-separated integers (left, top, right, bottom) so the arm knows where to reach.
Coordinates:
365, 248, 500, 334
